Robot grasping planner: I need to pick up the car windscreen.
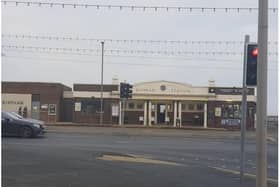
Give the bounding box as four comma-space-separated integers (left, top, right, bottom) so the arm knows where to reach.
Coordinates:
3, 112, 20, 120
10, 112, 24, 119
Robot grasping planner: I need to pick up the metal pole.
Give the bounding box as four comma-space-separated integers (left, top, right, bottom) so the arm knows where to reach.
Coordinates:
240, 35, 250, 183
100, 41, 104, 125
256, 0, 268, 185
122, 99, 125, 125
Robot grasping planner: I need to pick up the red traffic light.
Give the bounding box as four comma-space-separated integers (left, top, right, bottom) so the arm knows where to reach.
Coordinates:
252, 48, 258, 57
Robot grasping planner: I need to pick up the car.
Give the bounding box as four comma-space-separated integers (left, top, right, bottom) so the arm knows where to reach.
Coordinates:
1, 111, 46, 138
10, 112, 45, 126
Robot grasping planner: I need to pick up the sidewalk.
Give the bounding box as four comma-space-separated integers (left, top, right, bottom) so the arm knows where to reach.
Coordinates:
45, 125, 252, 139
46, 122, 227, 131
45, 124, 277, 143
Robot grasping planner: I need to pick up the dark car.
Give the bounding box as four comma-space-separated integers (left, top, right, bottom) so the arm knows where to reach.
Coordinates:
2, 111, 46, 138
10, 112, 45, 126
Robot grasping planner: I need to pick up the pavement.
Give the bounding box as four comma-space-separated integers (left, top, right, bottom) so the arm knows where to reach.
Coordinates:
46, 125, 278, 143
2, 127, 278, 187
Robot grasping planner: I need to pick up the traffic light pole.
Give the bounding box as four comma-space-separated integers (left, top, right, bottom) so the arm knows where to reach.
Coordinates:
121, 98, 126, 125
256, 0, 268, 185
240, 34, 249, 183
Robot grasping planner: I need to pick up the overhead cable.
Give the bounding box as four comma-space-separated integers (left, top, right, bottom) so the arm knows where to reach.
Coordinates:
1, 1, 278, 13
2, 45, 278, 56
2, 34, 278, 45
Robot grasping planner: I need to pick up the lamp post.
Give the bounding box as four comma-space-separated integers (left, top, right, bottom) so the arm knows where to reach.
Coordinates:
100, 41, 104, 125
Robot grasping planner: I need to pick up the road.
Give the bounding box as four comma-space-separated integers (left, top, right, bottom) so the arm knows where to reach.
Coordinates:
2, 128, 278, 187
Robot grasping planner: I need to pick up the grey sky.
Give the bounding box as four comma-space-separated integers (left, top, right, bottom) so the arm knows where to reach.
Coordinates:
1, 0, 278, 114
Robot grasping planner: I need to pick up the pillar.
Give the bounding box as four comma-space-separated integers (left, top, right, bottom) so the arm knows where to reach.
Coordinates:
119, 100, 122, 125
144, 101, 147, 126
148, 101, 152, 126
178, 101, 182, 127
173, 101, 177, 127
154, 103, 157, 125
203, 102, 207, 128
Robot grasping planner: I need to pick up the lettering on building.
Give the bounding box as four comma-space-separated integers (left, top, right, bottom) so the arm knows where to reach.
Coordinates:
2, 100, 24, 105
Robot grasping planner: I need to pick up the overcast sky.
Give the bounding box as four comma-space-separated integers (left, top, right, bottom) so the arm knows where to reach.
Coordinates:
1, 0, 279, 114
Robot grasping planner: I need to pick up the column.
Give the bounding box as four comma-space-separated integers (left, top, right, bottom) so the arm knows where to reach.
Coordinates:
148, 101, 152, 126
119, 100, 122, 125
154, 103, 157, 125
203, 102, 208, 128
173, 101, 177, 127
143, 101, 147, 126
178, 101, 182, 127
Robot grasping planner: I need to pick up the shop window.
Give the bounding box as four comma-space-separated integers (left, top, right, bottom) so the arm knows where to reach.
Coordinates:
181, 104, 186, 111
136, 103, 143, 109
81, 100, 100, 114
221, 104, 241, 119
48, 104, 56, 115
128, 103, 135, 109
188, 104, 194, 110
197, 103, 204, 110
233, 104, 241, 118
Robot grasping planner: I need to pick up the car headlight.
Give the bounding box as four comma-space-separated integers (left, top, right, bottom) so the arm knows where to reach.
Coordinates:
33, 124, 41, 128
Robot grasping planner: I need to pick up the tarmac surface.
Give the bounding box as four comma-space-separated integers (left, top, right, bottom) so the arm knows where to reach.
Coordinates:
2, 127, 278, 187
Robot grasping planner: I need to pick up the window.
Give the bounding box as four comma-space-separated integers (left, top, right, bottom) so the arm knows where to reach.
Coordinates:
48, 104, 56, 115
197, 103, 204, 110
137, 104, 143, 109
221, 104, 241, 119
128, 103, 135, 109
81, 100, 100, 114
233, 104, 241, 118
188, 104, 194, 110
181, 104, 186, 111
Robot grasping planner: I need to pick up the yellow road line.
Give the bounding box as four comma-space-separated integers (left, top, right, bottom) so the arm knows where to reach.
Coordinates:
210, 166, 278, 184
97, 154, 183, 166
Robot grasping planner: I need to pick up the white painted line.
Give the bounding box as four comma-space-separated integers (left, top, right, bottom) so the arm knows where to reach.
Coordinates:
209, 166, 278, 184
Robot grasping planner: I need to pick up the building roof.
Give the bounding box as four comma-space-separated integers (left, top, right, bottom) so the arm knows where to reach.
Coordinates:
73, 84, 118, 92
2, 81, 72, 92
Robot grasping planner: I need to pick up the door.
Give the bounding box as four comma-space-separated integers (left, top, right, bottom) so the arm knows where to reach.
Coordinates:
157, 104, 166, 124
31, 101, 40, 120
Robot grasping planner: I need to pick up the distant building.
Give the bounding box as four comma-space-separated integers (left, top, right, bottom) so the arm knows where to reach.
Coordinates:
2, 80, 257, 129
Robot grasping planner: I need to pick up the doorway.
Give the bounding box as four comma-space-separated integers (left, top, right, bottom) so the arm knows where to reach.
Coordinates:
157, 104, 166, 124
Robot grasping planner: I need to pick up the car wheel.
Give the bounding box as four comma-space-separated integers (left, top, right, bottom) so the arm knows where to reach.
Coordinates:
20, 127, 33, 138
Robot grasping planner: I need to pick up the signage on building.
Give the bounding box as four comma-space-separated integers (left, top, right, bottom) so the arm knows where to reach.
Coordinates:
215, 107, 221, 117
135, 87, 191, 93
75, 102, 81, 112
221, 119, 241, 126
41, 104, 48, 109
112, 105, 119, 116
48, 104, 56, 115
2, 100, 24, 105
209, 87, 254, 95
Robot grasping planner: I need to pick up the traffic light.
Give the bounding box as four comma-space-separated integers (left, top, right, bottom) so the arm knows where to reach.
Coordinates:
127, 84, 133, 98
120, 82, 133, 99
246, 43, 258, 86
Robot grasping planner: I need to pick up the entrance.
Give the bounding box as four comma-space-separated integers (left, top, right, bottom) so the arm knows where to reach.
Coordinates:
157, 104, 166, 124
31, 94, 40, 120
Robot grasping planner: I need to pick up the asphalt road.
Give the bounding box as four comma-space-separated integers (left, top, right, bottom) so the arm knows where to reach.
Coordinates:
2, 129, 278, 187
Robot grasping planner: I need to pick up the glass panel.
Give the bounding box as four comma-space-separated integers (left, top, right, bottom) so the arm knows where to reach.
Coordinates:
128, 103, 134, 109
188, 104, 194, 110
197, 103, 203, 110
137, 104, 143, 109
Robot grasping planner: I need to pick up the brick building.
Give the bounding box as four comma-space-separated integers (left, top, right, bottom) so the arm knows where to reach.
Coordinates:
2, 82, 71, 123
2, 80, 256, 128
